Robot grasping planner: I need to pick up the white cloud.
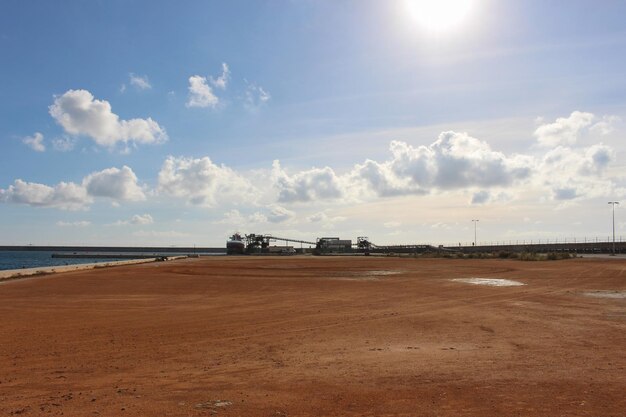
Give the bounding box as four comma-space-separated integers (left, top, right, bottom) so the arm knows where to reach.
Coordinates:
210, 63, 230, 89
269, 131, 533, 205
129, 73, 152, 90
83, 166, 145, 201
52, 136, 76, 152
266, 205, 295, 223
534, 111, 594, 147
1, 165, 150, 211
539, 144, 614, 201
245, 82, 271, 109
22, 132, 45, 152
111, 213, 154, 226
350, 132, 533, 197
131, 213, 154, 224
0, 165, 149, 210
217, 209, 248, 225
590, 115, 621, 136
0, 179, 92, 210
56, 220, 91, 227
307, 211, 347, 224
272, 160, 345, 203
217, 206, 294, 226
247, 212, 268, 223
186, 75, 219, 108
266, 119, 619, 209
158, 156, 256, 206
49, 89, 167, 148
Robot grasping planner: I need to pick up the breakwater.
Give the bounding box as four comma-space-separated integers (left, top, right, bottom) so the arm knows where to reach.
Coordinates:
0, 246, 225, 253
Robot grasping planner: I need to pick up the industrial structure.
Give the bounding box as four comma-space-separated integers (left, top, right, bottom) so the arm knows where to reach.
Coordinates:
226, 233, 439, 255
225, 232, 626, 256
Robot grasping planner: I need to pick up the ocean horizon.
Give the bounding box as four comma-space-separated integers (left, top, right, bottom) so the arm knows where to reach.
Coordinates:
0, 249, 225, 271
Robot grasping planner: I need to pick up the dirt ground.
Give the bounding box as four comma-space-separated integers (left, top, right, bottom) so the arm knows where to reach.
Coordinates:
0, 256, 624, 416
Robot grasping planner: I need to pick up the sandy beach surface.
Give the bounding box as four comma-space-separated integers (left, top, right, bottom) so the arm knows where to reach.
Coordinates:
0, 255, 624, 416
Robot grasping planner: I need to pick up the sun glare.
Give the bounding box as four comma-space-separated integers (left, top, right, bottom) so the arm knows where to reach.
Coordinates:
405, 0, 476, 34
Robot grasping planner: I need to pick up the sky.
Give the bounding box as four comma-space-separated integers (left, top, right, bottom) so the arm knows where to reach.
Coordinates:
1, 0, 626, 247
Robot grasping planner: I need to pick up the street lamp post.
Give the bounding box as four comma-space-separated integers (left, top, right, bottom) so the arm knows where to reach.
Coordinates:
472, 219, 479, 247
609, 202, 619, 255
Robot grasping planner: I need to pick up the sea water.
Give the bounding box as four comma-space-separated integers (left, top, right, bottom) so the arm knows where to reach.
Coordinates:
0, 251, 131, 271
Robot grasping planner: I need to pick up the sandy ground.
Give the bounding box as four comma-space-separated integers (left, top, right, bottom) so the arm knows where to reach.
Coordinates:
0, 256, 624, 416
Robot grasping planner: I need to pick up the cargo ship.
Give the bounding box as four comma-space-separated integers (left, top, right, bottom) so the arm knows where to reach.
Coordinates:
226, 233, 245, 255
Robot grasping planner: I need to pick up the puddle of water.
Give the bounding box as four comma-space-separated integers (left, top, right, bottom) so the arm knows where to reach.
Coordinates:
582, 291, 626, 299
452, 278, 525, 287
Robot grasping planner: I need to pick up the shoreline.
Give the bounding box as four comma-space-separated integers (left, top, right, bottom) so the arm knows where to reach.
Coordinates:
0, 255, 188, 282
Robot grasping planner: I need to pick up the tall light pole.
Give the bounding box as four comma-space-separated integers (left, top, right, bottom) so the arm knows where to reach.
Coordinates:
608, 202, 619, 255
472, 219, 479, 246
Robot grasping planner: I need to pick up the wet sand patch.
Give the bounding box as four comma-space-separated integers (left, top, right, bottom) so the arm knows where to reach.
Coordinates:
582, 290, 626, 299
452, 278, 525, 287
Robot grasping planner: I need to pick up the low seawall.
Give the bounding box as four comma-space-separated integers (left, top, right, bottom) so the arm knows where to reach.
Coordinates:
51, 253, 160, 259
0, 245, 225, 254
0, 256, 188, 282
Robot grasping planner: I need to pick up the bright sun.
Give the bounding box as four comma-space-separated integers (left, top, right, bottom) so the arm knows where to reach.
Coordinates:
405, 0, 476, 34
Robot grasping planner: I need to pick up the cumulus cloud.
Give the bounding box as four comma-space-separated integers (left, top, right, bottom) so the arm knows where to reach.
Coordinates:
210, 63, 230, 89
186, 75, 219, 108
307, 211, 347, 224
111, 213, 154, 226
542, 144, 612, 177
49, 89, 167, 148
531, 111, 619, 201
217, 209, 248, 225
0, 179, 92, 210
540, 144, 614, 201
351, 132, 532, 197
590, 115, 621, 135
129, 73, 152, 90
269, 131, 534, 204
1, 165, 148, 210
186, 64, 231, 108
217, 206, 293, 226
83, 166, 145, 201
22, 132, 45, 152
158, 156, 256, 206
351, 158, 425, 197
272, 160, 345, 203
534, 111, 594, 147
131, 213, 154, 224
266, 205, 295, 223
268, 121, 618, 207
56, 220, 91, 227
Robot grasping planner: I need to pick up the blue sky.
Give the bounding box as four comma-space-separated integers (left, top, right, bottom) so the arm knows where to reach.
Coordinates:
1, 0, 625, 246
